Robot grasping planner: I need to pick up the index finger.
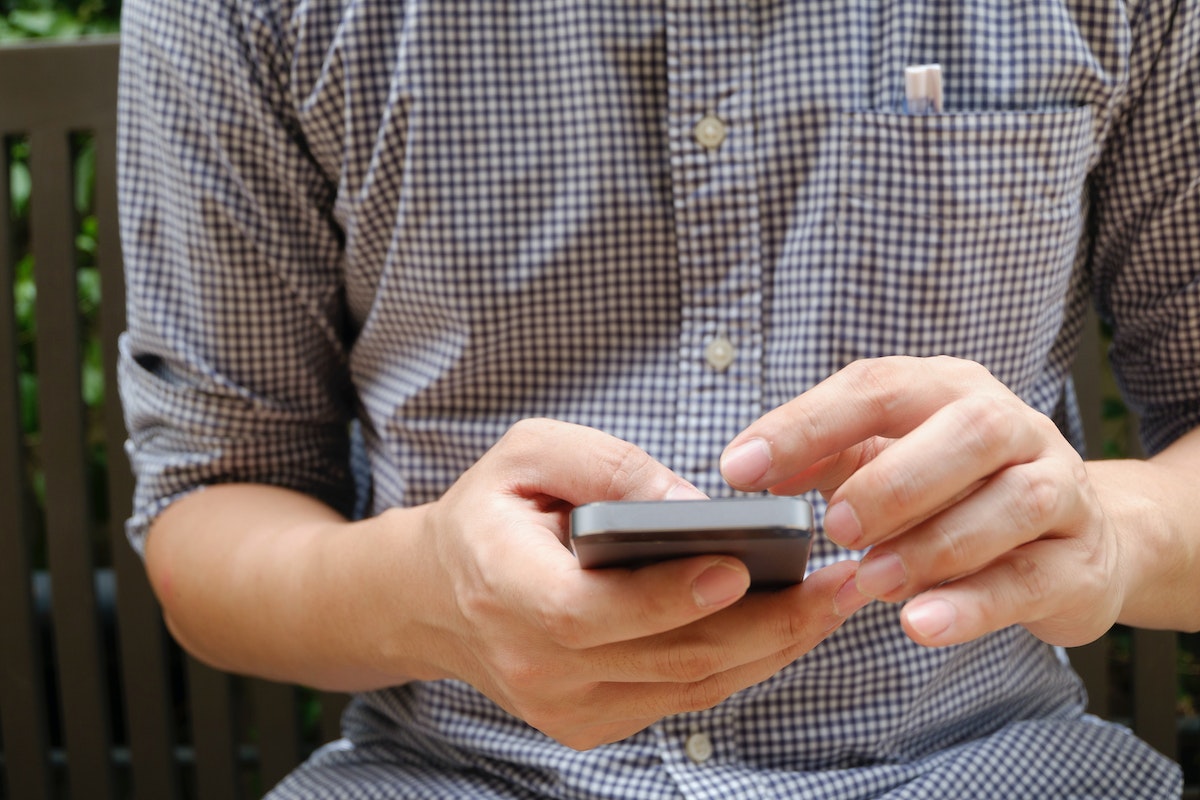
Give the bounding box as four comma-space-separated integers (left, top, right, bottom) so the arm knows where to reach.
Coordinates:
496, 417, 708, 504
719, 357, 987, 492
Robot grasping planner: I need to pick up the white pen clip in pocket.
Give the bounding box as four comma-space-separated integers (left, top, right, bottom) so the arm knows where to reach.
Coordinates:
904, 64, 943, 115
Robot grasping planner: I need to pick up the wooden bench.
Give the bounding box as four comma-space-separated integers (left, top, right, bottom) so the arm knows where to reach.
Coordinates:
0, 36, 1194, 799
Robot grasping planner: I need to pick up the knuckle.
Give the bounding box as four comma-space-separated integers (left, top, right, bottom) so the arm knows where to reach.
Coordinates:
864, 458, 920, 518
786, 395, 826, 443
955, 395, 1014, 457
776, 600, 820, 648
501, 417, 543, 448
998, 551, 1052, 604
663, 643, 723, 683
844, 358, 902, 420
454, 572, 503, 628
534, 596, 589, 650
928, 520, 972, 574
519, 698, 572, 740
929, 355, 994, 387
1031, 405, 1069, 441
495, 649, 552, 696
951, 356, 993, 381
1070, 553, 1110, 600
1007, 467, 1062, 530
496, 418, 556, 469
678, 676, 732, 713
598, 442, 659, 500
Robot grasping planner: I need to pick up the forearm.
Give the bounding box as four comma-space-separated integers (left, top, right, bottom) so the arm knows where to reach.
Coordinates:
1089, 425, 1200, 632
144, 483, 443, 691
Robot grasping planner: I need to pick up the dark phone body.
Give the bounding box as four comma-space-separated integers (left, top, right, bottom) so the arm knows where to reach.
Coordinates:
569, 497, 813, 589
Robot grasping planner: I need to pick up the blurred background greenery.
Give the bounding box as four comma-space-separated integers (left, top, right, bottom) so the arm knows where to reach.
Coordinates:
0, 0, 118, 41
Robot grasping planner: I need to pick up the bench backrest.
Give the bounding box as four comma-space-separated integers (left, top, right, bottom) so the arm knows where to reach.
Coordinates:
0, 38, 345, 800
0, 36, 1189, 800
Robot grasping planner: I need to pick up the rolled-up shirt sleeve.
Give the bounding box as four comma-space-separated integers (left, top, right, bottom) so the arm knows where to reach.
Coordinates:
117, 0, 356, 554
1092, 0, 1200, 455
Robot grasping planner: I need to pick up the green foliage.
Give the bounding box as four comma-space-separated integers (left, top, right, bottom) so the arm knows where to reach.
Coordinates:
0, 0, 120, 41
8, 138, 41, 513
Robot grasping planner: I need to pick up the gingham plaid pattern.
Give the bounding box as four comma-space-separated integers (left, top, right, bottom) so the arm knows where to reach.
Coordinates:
117, 0, 1196, 796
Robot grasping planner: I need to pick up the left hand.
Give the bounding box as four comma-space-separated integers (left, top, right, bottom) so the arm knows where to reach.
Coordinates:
720, 355, 1125, 648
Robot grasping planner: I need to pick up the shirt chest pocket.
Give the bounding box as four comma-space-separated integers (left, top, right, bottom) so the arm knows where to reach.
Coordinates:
832, 107, 1096, 392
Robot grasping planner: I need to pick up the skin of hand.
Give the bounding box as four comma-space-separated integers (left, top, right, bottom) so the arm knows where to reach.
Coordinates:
146, 418, 869, 751
720, 356, 1200, 649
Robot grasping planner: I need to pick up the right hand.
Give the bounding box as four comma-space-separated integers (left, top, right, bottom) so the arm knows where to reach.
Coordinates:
404, 418, 869, 750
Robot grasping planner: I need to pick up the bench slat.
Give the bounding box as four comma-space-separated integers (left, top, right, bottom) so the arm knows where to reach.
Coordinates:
1135, 628, 1180, 761
188, 658, 242, 800
30, 126, 118, 800
0, 126, 55, 800
253, 680, 301, 792
1067, 308, 1114, 720
321, 692, 350, 745
1067, 638, 1111, 719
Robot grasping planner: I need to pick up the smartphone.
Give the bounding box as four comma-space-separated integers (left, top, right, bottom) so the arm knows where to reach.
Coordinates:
569, 496, 813, 589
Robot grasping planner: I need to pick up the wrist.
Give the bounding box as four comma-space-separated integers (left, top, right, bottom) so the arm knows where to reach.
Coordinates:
1087, 458, 1200, 632
294, 501, 457, 690
147, 485, 450, 692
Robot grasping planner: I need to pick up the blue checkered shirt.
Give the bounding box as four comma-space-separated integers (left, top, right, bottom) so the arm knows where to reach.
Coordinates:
118, 0, 1196, 796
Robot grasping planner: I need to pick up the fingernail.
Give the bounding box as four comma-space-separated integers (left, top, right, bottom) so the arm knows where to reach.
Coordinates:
665, 482, 708, 501
856, 552, 906, 598
834, 575, 871, 617
720, 439, 771, 487
693, 561, 750, 608
905, 599, 957, 640
824, 501, 864, 548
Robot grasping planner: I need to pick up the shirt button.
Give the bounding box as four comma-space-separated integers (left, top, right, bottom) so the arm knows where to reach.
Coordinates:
685, 732, 714, 764
704, 335, 736, 371
693, 113, 727, 150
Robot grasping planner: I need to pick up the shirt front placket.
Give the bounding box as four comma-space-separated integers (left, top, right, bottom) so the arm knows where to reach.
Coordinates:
658, 0, 768, 795
665, 0, 767, 500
